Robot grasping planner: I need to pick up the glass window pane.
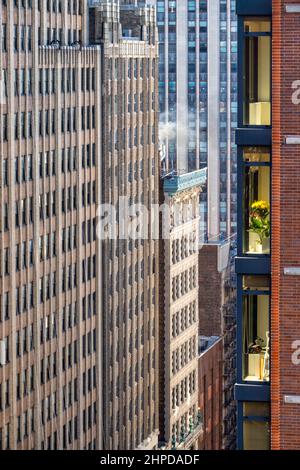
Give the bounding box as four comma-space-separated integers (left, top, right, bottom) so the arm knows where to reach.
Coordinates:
243, 402, 270, 450
244, 24, 271, 125
244, 19, 271, 33
244, 402, 270, 416
243, 164, 270, 254
243, 275, 270, 291
243, 146, 270, 163
243, 295, 270, 382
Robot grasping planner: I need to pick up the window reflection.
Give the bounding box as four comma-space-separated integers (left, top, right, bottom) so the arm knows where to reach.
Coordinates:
243, 19, 271, 126
243, 275, 270, 291
243, 147, 271, 255
242, 277, 270, 383
244, 19, 271, 33
243, 402, 270, 450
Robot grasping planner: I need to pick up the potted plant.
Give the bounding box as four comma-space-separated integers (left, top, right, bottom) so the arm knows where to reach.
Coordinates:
249, 200, 270, 253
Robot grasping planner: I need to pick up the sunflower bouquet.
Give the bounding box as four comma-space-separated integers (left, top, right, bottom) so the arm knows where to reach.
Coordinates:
249, 200, 270, 246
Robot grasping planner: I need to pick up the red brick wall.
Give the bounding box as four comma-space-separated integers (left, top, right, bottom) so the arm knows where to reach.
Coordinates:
198, 245, 222, 337
272, 0, 300, 449
198, 339, 223, 450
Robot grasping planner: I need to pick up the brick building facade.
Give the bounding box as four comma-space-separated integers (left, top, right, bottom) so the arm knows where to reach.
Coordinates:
235, 0, 300, 450
199, 245, 223, 337
199, 242, 237, 449
198, 336, 223, 450
272, 0, 300, 450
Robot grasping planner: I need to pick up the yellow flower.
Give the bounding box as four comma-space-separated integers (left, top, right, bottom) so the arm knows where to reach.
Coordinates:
251, 200, 270, 212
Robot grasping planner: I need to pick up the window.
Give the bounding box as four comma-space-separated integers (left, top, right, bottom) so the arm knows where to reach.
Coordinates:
242, 276, 270, 383
243, 19, 271, 125
243, 147, 270, 254
243, 402, 270, 450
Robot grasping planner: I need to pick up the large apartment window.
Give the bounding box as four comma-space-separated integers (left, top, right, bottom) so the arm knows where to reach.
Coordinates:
243, 402, 270, 450
243, 19, 271, 126
243, 147, 270, 255
242, 275, 270, 383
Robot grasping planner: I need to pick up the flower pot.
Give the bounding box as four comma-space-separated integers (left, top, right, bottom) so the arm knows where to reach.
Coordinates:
256, 241, 263, 253
262, 238, 270, 254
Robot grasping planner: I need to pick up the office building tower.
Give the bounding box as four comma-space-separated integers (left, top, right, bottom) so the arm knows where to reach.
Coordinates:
89, 0, 160, 450
157, 0, 238, 241
235, 0, 300, 450
156, 0, 239, 450
0, 0, 159, 451
159, 168, 206, 449
0, 0, 101, 450
157, 0, 238, 450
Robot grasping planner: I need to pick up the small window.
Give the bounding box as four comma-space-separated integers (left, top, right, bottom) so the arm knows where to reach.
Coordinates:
243, 275, 270, 291
243, 147, 271, 255
242, 278, 270, 383
243, 19, 271, 126
243, 402, 270, 450
244, 19, 271, 33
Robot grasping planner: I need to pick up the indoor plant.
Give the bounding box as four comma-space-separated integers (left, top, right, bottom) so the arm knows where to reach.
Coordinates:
249, 200, 270, 253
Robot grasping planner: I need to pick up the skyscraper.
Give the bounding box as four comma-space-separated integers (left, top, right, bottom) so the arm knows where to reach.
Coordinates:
157, 0, 237, 241
0, 0, 101, 450
0, 0, 159, 451
89, 0, 160, 450
235, 0, 271, 450
235, 0, 300, 450
156, 0, 238, 450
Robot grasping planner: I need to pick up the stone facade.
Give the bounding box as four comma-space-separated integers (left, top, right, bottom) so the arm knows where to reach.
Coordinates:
159, 170, 206, 449
0, 0, 101, 450
0, 0, 159, 451
89, 0, 160, 450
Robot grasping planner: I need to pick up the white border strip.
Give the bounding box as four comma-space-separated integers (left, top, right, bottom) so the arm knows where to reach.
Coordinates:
284, 267, 300, 276
285, 5, 300, 13
285, 136, 300, 144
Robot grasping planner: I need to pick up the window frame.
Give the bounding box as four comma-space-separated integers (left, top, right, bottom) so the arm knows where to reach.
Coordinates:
237, 274, 271, 386
242, 146, 271, 256
238, 16, 272, 128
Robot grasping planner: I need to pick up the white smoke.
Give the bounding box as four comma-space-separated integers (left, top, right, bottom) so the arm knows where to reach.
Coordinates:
159, 117, 177, 143
159, 112, 194, 173
159, 112, 192, 145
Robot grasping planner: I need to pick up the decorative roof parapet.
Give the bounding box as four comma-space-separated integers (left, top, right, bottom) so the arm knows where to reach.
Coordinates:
163, 168, 207, 195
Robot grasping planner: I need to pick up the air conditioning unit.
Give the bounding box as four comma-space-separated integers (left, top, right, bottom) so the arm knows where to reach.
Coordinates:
0, 340, 6, 366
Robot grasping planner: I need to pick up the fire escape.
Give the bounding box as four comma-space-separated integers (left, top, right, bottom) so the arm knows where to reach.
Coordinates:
222, 239, 237, 450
